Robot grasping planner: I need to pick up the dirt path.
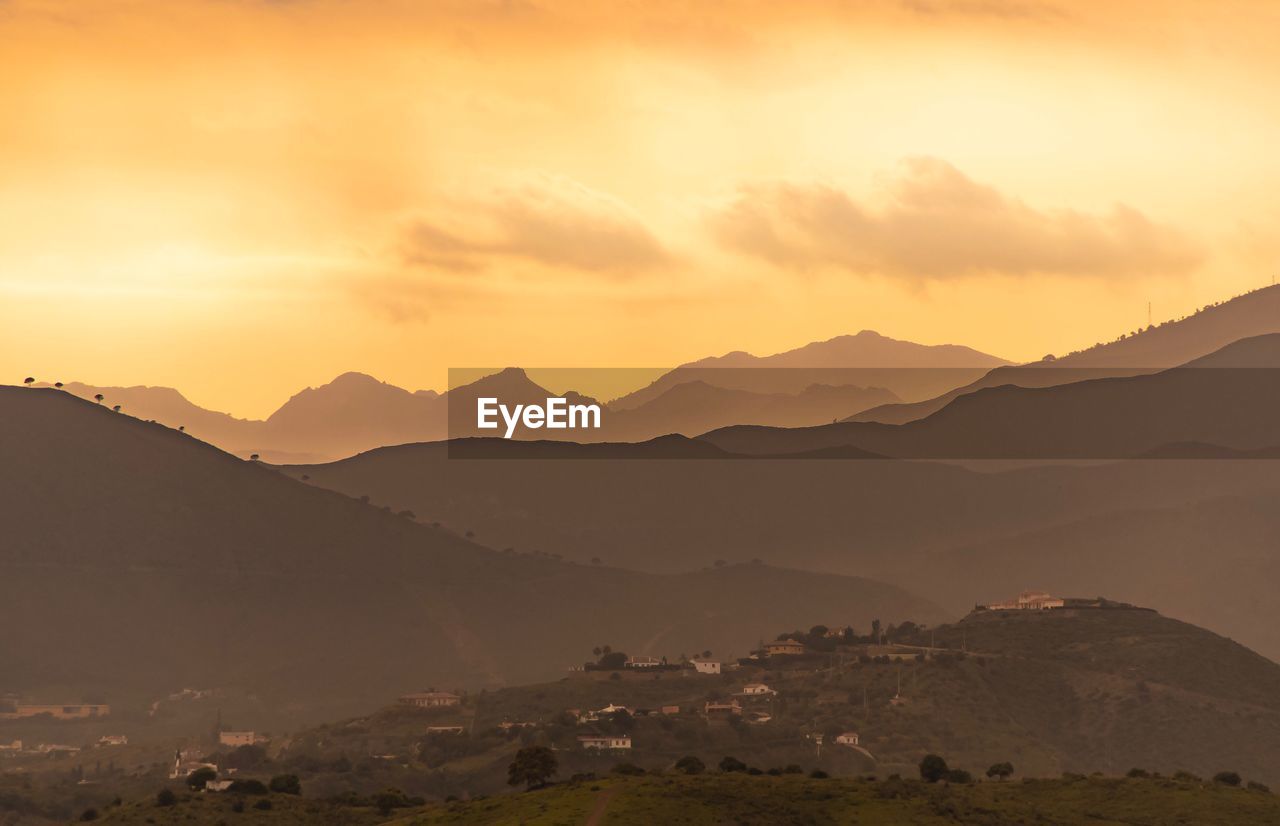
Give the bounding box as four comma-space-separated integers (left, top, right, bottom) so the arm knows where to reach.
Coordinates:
584, 786, 621, 826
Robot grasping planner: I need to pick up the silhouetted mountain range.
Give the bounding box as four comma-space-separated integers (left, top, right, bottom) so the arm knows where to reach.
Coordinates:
704, 335, 1280, 459
46, 331, 1005, 460
853, 284, 1280, 424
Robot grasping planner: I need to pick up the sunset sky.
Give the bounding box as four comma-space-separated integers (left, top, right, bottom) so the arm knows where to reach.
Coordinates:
3, 0, 1279, 417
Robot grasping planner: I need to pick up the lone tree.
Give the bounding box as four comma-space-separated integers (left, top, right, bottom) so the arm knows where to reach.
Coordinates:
508, 746, 557, 789
54, 382, 63, 389
23, 377, 33, 387
111, 405, 121, 413
919, 754, 949, 783
186, 766, 217, 790
1214, 771, 1242, 787
94, 394, 104, 404
986, 762, 1014, 781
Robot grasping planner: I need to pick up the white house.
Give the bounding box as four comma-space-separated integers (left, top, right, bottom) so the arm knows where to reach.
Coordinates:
596, 703, 633, 716
204, 779, 235, 792
692, 659, 721, 675
626, 656, 662, 668
740, 683, 776, 696
97, 735, 128, 747
399, 691, 461, 708
835, 731, 860, 747
577, 734, 631, 750
986, 590, 1065, 611
764, 639, 806, 656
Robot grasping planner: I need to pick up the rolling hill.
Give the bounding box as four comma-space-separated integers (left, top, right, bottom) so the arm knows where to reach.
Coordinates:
852, 283, 1280, 424
704, 334, 1280, 459
0, 386, 945, 728
287, 437, 1280, 662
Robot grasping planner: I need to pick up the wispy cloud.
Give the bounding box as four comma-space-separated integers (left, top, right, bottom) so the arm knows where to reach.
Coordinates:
400, 176, 669, 276
710, 158, 1203, 281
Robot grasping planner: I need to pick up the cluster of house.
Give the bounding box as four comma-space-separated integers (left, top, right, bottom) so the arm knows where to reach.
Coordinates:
0, 702, 111, 720
982, 590, 1066, 611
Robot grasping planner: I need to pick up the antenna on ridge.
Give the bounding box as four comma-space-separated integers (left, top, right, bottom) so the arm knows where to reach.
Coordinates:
1147, 301, 1152, 328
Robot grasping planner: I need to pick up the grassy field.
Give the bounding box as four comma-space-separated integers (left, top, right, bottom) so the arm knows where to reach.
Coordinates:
78, 773, 1280, 825
405, 773, 1280, 826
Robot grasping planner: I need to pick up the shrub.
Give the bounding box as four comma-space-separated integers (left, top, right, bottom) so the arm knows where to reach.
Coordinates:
1248, 781, 1271, 793
674, 756, 705, 775
374, 789, 414, 816
228, 779, 268, 795
945, 769, 973, 784
268, 774, 301, 795
1214, 772, 1242, 787
809, 769, 829, 779
253, 799, 272, 810
156, 788, 177, 807
79, 809, 99, 821
1126, 768, 1151, 779
919, 754, 949, 783
747, 767, 763, 776
986, 762, 1014, 781
783, 764, 803, 775
719, 756, 747, 773
611, 763, 645, 776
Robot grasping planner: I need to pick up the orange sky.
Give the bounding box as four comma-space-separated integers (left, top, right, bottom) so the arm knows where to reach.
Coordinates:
3, 0, 1279, 417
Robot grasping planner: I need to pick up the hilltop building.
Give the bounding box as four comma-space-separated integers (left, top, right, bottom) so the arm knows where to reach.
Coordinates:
835, 732, 860, 747
692, 659, 721, 675
985, 591, 1065, 611
399, 691, 460, 708
625, 656, 662, 668
218, 731, 263, 747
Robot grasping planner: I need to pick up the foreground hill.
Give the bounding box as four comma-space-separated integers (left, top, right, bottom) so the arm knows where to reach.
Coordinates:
0, 386, 943, 727
254, 607, 1280, 794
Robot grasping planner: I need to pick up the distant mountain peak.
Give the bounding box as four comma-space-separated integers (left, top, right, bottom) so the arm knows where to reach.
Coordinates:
324, 371, 392, 389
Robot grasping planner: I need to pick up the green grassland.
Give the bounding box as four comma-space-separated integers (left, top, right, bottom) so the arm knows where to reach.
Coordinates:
78, 773, 1280, 826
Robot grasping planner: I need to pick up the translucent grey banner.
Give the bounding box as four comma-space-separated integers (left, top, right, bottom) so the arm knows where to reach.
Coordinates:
444, 365, 1280, 460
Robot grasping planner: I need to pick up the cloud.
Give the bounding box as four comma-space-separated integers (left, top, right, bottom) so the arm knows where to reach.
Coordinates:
400, 176, 669, 276
898, 0, 1067, 22
710, 158, 1203, 281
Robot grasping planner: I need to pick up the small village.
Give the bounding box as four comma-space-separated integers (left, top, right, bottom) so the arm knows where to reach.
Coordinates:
0, 591, 1161, 802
